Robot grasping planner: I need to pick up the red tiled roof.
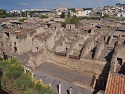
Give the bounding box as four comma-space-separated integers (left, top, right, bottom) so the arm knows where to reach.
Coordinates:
105, 73, 125, 94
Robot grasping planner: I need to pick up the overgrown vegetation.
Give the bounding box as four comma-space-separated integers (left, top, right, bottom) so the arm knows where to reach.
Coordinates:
61, 12, 80, 27
0, 58, 54, 94
66, 15, 80, 25
61, 22, 66, 27
60, 12, 65, 18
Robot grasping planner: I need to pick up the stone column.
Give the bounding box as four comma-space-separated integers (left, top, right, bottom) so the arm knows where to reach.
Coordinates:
31, 72, 34, 81
24, 66, 26, 73
48, 83, 51, 87
59, 81, 61, 94
69, 87, 72, 94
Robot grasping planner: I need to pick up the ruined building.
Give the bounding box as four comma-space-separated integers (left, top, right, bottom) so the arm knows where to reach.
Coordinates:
0, 18, 125, 94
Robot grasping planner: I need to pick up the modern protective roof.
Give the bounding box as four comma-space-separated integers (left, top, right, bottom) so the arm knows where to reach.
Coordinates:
105, 73, 125, 94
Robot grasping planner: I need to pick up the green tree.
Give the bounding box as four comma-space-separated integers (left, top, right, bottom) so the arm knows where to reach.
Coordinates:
14, 73, 34, 89
61, 22, 66, 27
60, 12, 65, 18
35, 80, 54, 94
65, 15, 80, 25
6, 12, 11, 17
69, 8, 76, 12
23, 89, 36, 94
0, 9, 6, 18
4, 59, 23, 79
67, 11, 71, 18
0, 58, 55, 94
21, 12, 27, 17
28, 11, 36, 17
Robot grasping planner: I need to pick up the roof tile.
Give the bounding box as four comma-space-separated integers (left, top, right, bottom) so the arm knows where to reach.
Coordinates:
105, 73, 125, 94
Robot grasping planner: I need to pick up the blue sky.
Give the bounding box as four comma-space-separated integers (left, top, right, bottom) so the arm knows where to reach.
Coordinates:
0, 0, 125, 11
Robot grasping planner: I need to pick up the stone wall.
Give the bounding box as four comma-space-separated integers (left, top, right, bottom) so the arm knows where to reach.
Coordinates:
9, 34, 32, 55
18, 34, 32, 54
28, 50, 45, 69
45, 50, 104, 75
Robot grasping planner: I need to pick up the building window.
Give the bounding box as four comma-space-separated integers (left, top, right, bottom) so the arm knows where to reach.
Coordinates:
117, 57, 122, 65
5, 32, 9, 37
66, 47, 68, 50
36, 47, 38, 50
16, 36, 18, 39
122, 35, 125, 37
70, 26, 71, 29
14, 47, 17, 53
14, 42, 16, 46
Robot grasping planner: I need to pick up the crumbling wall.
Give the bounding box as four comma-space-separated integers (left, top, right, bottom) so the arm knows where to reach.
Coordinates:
34, 27, 46, 36
32, 38, 45, 52
28, 50, 45, 69
17, 34, 32, 54
46, 32, 56, 51
81, 38, 95, 58
94, 37, 105, 59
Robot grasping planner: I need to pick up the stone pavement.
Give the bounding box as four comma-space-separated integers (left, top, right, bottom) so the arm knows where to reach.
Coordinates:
33, 62, 93, 94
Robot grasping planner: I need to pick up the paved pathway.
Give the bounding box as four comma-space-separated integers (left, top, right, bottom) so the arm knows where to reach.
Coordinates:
33, 62, 93, 94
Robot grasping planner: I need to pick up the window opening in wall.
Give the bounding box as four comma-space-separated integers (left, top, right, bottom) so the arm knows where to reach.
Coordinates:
57, 84, 59, 93
5, 32, 9, 37
107, 36, 111, 44
14, 42, 16, 46
113, 36, 118, 38
36, 47, 38, 50
88, 30, 91, 33
70, 26, 71, 29
47, 24, 51, 28
122, 35, 125, 37
118, 62, 125, 75
67, 89, 70, 94
117, 57, 122, 65
1, 43, 3, 46
14, 47, 17, 53
26, 70, 29, 73
16, 36, 18, 39
66, 47, 68, 50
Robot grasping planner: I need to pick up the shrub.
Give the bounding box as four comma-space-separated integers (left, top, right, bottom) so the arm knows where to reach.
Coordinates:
19, 18, 27, 22
0, 58, 55, 94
